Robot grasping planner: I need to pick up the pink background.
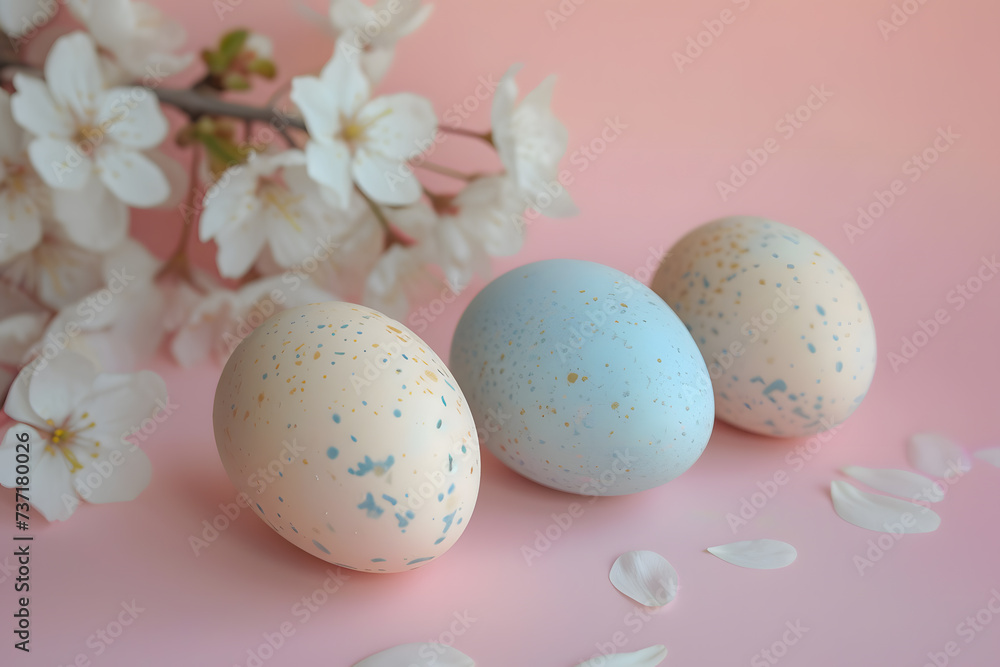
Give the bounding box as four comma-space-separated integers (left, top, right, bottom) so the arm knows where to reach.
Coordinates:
3, 0, 1000, 665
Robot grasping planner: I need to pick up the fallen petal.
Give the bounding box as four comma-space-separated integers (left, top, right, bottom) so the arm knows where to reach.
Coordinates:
575, 644, 668, 667
609, 550, 678, 607
706, 539, 797, 569
907, 433, 971, 478
973, 448, 1000, 468
842, 466, 944, 503
352, 643, 474, 667
831, 481, 940, 533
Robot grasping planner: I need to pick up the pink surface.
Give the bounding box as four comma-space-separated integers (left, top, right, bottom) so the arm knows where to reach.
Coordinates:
3, 0, 1000, 665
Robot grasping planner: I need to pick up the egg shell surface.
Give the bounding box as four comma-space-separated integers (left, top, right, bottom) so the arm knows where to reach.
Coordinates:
212, 302, 480, 573
450, 259, 715, 496
651, 216, 877, 437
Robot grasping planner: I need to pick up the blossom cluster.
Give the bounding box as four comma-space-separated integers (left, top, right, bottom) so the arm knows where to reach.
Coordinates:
0, 0, 576, 520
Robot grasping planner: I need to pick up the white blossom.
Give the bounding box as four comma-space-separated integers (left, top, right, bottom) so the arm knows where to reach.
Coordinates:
10, 32, 171, 251
0, 350, 167, 521
0, 89, 48, 263
198, 150, 351, 278
363, 244, 433, 320
491, 64, 578, 218
328, 0, 433, 83
0, 0, 58, 39
291, 48, 437, 207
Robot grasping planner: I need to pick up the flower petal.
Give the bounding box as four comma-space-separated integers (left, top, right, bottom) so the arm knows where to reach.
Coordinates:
2, 366, 45, 429
574, 645, 668, 667
28, 137, 91, 190
24, 443, 78, 521
973, 447, 1000, 468
319, 48, 371, 117
351, 643, 474, 667
77, 369, 167, 443
290, 74, 342, 141
842, 466, 944, 503
0, 193, 43, 262
27, 350, 99, 423
359, 93, 436, 161
95, 145, 169, 207
52, 178, 129, 251
215, 221, 267, 278
609, 550, 678, 607
199, 168, 258, 240
44, 32, 105, 121
95, 87, 169, 149
907, 432, 972, 478
10, 73, 74, 139
706, 539, 797, 570
305, 140, 353, 207
352, 148, 421, 205
830, 480, 940, 533
74, 445, 151, 504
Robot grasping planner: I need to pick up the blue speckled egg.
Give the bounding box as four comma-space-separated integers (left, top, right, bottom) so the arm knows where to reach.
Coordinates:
449, 259, 715, 496
651, 216, 877, 438
212, 302, 480, 573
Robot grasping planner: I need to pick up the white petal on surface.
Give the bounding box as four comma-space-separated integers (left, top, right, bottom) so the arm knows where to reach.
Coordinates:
95, 87, 169, 149
44, 32, 105, 121
907, 432, 972, 478
28, 137, 91, 190
290, 75, 341, 141
52, 179, 129, 251
352, 148, 421, 205
574, 645, 668, 667
973, 448, 1000, 468
319, 48, 371, 118
842, 466, 944, 503
305, 140, 353, 208
609, 550, 678, 607
75, 446, 151, 504
706, 539, 798, 570
359, 93, 437, 161
830, 480, 940, 533
10, 73, 74, 139
95, 145, 169, 207
27, 350, 99, 423
351, 643, 474, 667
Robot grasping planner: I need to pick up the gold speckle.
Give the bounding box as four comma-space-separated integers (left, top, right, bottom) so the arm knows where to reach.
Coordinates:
567, 373, 579, 384
759, 279, 766, 285
611, 402, 620, 410
314, 351, 321, 360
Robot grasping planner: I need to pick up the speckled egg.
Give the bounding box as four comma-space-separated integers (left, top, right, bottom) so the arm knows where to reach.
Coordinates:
651, 216, 877, 438
449, 259, 715, 496
212, 302, 480, 573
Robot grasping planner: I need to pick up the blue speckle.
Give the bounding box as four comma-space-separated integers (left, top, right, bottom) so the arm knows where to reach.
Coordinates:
442, 510, 457, 534
395, 512, 410, 528
357, 493, 384, 518
393, 409, 401, 418
836, 361, 843, 372
262, 373, 268, 380
702, 276, 710, 288
434, 537, 445, 545
448, 483, 455, 495
381, 493, 397, 505
437, 493, 444, 501
278, 496, 284, 502
349, 455, 395, 476
441, 396, 447, 406
816, 305, 826, 316
332, 413, 341, 423
326, 446, 339, 459
312, 539, 330, 554
256, 503, 264, 514
371, 558, 386, 562
807, 343, 816, 353
406, 556, 434, 565
787, 264, 795, 269
436, 419, 442, 429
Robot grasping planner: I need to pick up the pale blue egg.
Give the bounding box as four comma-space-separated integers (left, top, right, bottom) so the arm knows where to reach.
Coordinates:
450, 259, 714, 496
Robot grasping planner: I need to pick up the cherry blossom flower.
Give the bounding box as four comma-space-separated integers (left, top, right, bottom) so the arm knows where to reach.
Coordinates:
170, 276, 334, 367
68, 0, 193, 80
0, 350, 167, 521
0, 89, 48, 264
10, 32, 171, 251
290, 48, 437, 207
363, 244, 434, 319
0, 0, 58, 39
491, 64, 578, 218
328, 0, 433, 83
199, 150, 352, 278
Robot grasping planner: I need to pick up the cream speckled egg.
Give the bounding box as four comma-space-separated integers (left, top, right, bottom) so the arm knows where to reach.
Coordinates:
212, 302, 480, 573
652, 216, 876, 438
